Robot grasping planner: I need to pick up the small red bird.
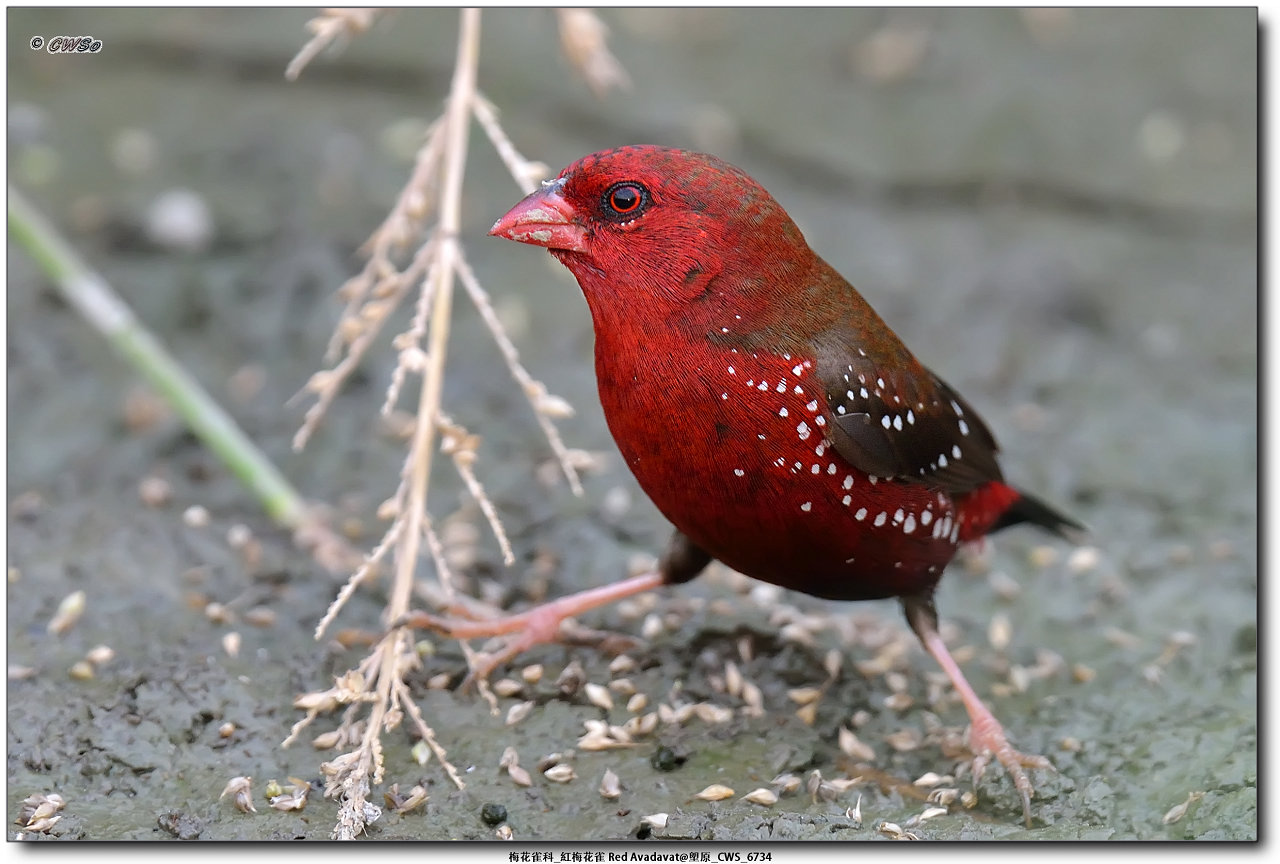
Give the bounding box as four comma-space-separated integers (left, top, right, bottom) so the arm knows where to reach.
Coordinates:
406, 145, 1083, 824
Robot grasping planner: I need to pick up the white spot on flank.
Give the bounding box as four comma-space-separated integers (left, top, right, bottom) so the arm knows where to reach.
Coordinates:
721, 327, 729, 333
842, 475, 854, 489
893, 415, 903, 430
893, 508, 905, 524
776, 381, 787, 393
797, 421, 811, 440
810, 464, 821, 474
827, 463, 838, 474
734, 468, 745, 477
952, 444, 962, 459
800, 501, 812, 512
869, 475, 878, 484
779, 407, 789, 417
951, 399, 964, 416
958, 419, 971, 436
877, 377, 886, 389
938, 454, 948, 468
794, 386, 804, 395
721, 392, 728, 400
815, 416, 826, 426
836, 405, 846, 415
873, 511, 888, 527
814, 442, 826, 456
792, 364, 804, 376
855, 507, 867, 521
759, 434, 767, 440
880, 415, 891, 429
842, 495, 851, 506
903, 514, 917, 533
783, 353, 792, 361
805, 399, 819, 412
846, 389, 856, 401
746, 379, 754, 387
907, 410, 915, 425
728, 366, 736, 375
921, 510, 933, 526
758, 382, 768, 391
860, 387, 869, 399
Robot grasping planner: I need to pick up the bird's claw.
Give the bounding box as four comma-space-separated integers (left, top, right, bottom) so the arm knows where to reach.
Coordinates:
967, 718, 1053, 828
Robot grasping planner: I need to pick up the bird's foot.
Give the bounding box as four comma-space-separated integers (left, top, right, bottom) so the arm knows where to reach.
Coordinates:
966, 712, 1054, 827
396, 570, 665, 682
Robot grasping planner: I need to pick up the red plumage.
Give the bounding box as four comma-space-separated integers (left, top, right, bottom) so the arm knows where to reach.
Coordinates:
408, 145, 1083, 826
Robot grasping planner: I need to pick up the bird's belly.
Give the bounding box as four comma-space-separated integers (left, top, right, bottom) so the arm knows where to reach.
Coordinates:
598, 348, 963, 601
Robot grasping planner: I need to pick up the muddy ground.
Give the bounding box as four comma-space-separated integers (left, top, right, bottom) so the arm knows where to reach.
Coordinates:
6, 8, 1256, 842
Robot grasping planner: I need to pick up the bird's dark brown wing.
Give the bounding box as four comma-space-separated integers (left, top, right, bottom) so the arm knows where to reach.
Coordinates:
814, 346, 1005, 494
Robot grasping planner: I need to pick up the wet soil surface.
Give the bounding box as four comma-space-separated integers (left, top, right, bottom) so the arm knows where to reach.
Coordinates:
7, 8, 1256, 842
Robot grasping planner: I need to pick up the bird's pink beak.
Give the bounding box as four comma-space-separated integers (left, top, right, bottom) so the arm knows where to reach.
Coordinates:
488, 179, 588, 253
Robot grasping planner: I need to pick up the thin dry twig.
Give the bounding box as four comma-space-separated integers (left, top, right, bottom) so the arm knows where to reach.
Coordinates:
286, 7, 382, 81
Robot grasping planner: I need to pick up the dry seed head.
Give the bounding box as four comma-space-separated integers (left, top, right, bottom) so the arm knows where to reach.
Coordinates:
743, 788, 778, 806
695, 784, 735, 802
599, 768, 622, 800
585, 682, 614, 711
47, 590, 86, 636
506, 701, 534, 726
543, 764, 576, 783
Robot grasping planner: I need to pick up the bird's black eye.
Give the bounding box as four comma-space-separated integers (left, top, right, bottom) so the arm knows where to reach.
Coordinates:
603, 182, 648, 220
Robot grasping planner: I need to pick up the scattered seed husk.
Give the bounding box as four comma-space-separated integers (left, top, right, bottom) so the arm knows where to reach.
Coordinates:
988, 570, 1021, 600
641, 613, 664, 640
599, 768, 622, 800
221, 631, 241, 659
493, 678, 524, 698
694, 702, 733, 724
521, 663, 544, 684
641, 813, 669, 830
885, 728, 922, 752
68, 660, 94, 681
743, 787, 777, 806
204, 602, 231, 624
495, 824, 514, 840
610, 677, 637, 696
839, 726, 876, 761
884, 692, 914, 712
960, 790, 978, 809
311, 729, 341, 750
217, 721, 236, 739
1059, 736, 1083, 752
846, 793, 863, 827
47, 590, 86, 636
138, 475, 172, 507
244, 606, 277, 628
508, 764, 533, 787
544, 764, 576, 783
220, 776, 257, 813
9, 665, 37, 681
85, 645, 115, 667
795, 701, 819, 726
1162, 790, 1204, 825
695, 783, 735, 802
609, 654, 637, 675
771, 773, 802, 796
557, 660, 585, 697
988, 613, 1012, 650
410, 739, 431, 765
1066, 546, 1101, 574
585, 682, 614, 711
625, 693, 647, 713
506, 700, 534, 726
928, 787, 960, 806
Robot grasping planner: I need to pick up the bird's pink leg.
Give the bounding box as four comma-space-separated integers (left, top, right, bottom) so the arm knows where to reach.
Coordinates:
399, 571, 666, 680
919, 626, 1052, 827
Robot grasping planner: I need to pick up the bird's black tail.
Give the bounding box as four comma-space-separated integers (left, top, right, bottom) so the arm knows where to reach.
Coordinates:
990, 489, 1088, 544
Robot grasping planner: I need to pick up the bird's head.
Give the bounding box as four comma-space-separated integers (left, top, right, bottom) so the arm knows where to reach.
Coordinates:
490, 146, 816, 331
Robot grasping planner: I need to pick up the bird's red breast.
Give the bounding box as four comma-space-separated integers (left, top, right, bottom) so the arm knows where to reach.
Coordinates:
491, 145, 1042, 601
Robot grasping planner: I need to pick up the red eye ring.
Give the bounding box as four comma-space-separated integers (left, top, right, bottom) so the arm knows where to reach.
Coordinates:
604, 182, 647, 217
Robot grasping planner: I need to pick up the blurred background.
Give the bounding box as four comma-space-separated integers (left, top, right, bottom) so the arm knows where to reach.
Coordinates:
7, 8, 1256, 841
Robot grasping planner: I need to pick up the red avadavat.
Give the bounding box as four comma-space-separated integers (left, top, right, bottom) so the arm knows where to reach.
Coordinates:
407, 146, 1083, 824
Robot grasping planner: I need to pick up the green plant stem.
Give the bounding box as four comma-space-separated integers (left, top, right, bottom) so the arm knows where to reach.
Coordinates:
8, 185, 306, 528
